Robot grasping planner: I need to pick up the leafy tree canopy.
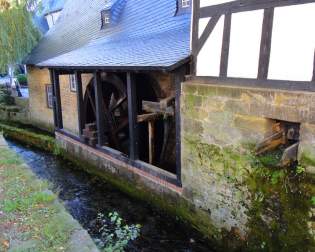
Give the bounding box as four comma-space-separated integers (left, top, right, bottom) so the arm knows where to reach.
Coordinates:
0, 0, 41, 72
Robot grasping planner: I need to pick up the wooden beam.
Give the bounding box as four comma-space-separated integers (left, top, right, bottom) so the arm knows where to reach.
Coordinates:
49, 69, 58, 128
52, 69, 63, 129
191, 0, 200, 75
137, 113, 161, 123
75, 71, 84, 137
94, 71, 106, 146
173, 67, 186, 186
220, 12, 231, 77
196, 14, 221, 55
148, 121, 155, 164
142, 101, 174, 116
258, 8, 274, 79
127, 72, 139, 160
199, 0, 315, 18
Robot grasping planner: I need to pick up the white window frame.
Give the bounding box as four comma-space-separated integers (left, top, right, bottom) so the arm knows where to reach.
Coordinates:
46, 85, 53, 109
104, 14, 110, 24
69, 74, 76, 92
182, 0, 190, 8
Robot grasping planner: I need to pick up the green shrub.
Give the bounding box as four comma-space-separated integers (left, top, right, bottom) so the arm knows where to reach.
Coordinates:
0, 88, 14, 105
16, 74, 27, 85
95, 212, 141, 252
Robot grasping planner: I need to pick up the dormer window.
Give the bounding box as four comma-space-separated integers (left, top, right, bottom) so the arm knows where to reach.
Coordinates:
101, 10, 110, 29
182, 0, 190, 8
104, 14, 110, 24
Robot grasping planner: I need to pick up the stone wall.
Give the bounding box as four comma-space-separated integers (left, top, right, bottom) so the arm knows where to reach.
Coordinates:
181, 81, 315, 249
27, 66, 93, 134
27, 67, 54, 132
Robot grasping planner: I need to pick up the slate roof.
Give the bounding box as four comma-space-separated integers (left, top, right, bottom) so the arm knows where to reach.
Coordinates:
25, 0, 191, 70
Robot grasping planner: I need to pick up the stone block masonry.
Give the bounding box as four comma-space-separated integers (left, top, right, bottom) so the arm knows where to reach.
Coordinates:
180, 81, 315, 250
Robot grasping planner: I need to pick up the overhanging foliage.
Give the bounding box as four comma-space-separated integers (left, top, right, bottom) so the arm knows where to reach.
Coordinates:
0, 0, 41, 72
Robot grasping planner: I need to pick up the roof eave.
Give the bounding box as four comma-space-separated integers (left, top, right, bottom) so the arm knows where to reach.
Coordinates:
36, 56, 191, 72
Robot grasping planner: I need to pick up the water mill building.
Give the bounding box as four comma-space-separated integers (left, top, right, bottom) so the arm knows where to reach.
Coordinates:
24, 0, 315, 249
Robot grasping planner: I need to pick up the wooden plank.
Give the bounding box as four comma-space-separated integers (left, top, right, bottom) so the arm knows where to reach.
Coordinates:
160, 96, 175, 109
137, 113, 161, 123
255, 131, 286, 155
75, 71, 84, 137
94, 71, 105, 146
280, 142, 299, 166
197, 14, 221, 55
199, 0, 315, 18
148, 121, 155, 164
258, 8, 274, 79
127, 72, 139, 160
142, 101, 174, 116
52, 69, 63, 129
220, 12, 231, 77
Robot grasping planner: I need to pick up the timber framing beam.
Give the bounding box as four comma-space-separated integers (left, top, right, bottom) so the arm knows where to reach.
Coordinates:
258, 8, 274, 79
199, 0, 315, 18
219, 12, 231, 77
127, 72, 139, 160
196, 14, 221, 55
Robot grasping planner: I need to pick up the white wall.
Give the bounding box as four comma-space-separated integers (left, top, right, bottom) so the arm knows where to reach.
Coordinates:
195, 2, 315, 82
268, 3, 315, 81
200, 0, 234, 7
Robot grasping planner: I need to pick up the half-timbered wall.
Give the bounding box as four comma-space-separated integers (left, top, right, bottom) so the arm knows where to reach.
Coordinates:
192, 0, 315, 83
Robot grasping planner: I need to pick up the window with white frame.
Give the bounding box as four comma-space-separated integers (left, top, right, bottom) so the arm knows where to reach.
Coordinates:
46, 85, 53, 109
182, 0, 190, 8
104, 14, 110, 24
101, 11, 110, 28
69, 74, 76, 92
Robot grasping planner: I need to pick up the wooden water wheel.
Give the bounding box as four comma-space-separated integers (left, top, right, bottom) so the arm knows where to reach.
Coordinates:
83, 74, 129, 154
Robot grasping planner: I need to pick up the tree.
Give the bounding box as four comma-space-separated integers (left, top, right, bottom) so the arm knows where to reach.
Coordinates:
0, 0, 41, 72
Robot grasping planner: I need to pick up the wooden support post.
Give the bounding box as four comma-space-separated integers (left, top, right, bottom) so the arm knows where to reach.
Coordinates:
148, 121, 155, 164
174, 68, 186, 186
94, 71, 105, 146
75, 71, 84, 138
258, 8, 274, 80
127, 72, 139, 160
49, 69, 58, 128
52, 69, 63, 129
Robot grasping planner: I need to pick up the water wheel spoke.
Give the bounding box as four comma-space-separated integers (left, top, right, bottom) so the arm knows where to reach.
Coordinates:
110, 95, 127, 112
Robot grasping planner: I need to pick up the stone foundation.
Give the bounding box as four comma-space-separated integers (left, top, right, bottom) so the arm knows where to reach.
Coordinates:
181, 81, 315, 250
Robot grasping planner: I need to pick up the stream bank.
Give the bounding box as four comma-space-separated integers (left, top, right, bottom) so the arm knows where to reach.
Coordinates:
0, 136, 98, 252
1, 122, 214, 251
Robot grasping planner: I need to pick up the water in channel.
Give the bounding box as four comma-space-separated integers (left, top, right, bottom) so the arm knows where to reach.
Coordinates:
7, 139, 214, 252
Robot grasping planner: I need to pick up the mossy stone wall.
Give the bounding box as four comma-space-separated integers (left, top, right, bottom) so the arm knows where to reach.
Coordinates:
181, 81, 315, 250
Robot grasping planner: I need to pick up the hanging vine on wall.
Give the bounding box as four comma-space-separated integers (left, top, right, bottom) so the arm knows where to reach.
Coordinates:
0, 0, 41, 72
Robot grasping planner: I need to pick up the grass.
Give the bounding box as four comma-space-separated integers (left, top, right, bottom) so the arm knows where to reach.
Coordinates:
0, 144, 89, 252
